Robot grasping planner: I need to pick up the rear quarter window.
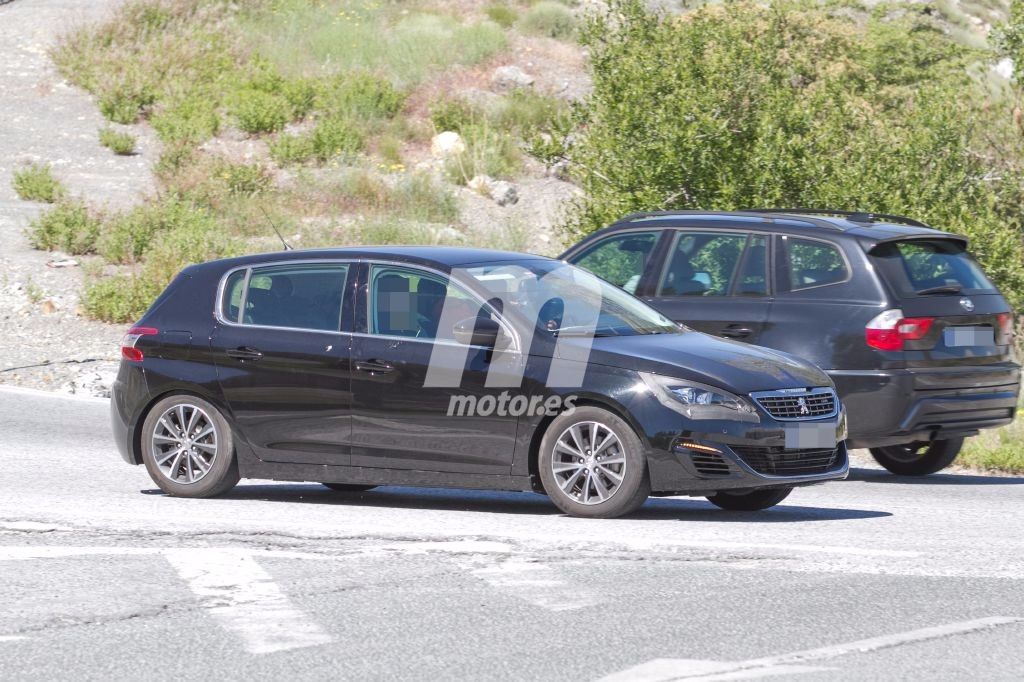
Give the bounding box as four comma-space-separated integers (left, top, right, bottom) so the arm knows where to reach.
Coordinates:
785, 237, 849, 291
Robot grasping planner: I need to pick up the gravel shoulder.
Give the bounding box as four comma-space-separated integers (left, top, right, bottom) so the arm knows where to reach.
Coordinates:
0, 0, 157, 396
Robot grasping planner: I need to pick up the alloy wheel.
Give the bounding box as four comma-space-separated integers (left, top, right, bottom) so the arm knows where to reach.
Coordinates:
150, 403, 219, 484
550, 421, 626, 505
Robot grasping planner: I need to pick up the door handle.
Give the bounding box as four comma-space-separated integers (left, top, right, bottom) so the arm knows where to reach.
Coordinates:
720, 327, 753, 339
226, 346, 263, 361
355, 360, 395, 374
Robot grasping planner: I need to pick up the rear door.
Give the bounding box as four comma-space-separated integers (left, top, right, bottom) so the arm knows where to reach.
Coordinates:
643, 230, 771, 342
868, 238, 1015, 368
211, 262, 355, 466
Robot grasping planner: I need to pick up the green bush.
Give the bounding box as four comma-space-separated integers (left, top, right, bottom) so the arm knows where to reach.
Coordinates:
83, 275, 163, 324
485, 4, 518, 28
429, 97, 482, 133
217, 161, 271, 196
320, 73, 405, 120
151, 94, 220, 144
230, 88, 291, 134
97, 198, 218, 264
269, 132, 316, 165
310, 116, 366, 161
28, 202, 101, 254
98, 127, 137, 155
493, 88, 568, 132
96, 75, 156, 124
564, 0, 1024, 309
517, 2, 576, 40
12, 163, 64, 203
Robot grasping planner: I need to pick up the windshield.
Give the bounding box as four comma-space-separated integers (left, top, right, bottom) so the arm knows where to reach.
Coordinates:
459, 260, 680, 337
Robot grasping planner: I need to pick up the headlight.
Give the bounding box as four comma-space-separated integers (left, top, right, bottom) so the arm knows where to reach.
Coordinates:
639, 372, 759, 423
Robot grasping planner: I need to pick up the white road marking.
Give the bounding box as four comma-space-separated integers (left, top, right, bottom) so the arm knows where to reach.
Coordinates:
599, 617, 1024, 681
164, 549, 332, 655
471, 557, 603, 612
0, 385, 107, 404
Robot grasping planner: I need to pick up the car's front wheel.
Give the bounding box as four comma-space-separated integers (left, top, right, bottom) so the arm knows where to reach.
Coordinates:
707, 487, 792, 511
869, 437, 963, 476
140, 395, 239, 497
538, 406, 650, 519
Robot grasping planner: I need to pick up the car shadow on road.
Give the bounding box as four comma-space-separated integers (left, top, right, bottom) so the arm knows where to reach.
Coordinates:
168, 483, 891, 522
847, 467, 1024, 486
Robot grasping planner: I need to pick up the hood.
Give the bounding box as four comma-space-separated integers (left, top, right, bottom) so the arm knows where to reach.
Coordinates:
563, 330, 831, 395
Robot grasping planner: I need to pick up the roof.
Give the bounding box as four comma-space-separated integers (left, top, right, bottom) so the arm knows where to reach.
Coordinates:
193, 245, 549, 274
571, 210, 967, 246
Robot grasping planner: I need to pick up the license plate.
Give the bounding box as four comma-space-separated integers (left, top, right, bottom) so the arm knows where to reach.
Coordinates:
784, 422, 837, 449
943, 326, 994, 347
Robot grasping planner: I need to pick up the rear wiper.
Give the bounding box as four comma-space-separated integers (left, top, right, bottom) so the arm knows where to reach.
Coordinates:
915, 284, 963, 295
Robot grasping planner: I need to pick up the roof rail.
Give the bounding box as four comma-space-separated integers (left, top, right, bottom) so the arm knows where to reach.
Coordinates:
741, 208, 931, 229
612, 209, 846, 232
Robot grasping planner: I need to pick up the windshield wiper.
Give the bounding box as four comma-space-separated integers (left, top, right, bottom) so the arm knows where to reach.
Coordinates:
552, 325, 622, 338
915, 284, 963, 295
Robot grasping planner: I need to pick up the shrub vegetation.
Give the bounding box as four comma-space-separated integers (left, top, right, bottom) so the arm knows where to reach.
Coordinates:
12, 163, 65, 203
562, 0, 1024, 310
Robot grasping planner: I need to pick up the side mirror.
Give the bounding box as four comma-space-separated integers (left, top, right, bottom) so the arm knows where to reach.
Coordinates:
453, 317, 502, 347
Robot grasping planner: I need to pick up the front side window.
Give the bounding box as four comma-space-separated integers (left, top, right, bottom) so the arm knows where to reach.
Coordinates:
570, 231, 659, 294
786, 238, 848, 290
239, 264, 348, 331
370, 266, 484, 340
658, 232, 748, 297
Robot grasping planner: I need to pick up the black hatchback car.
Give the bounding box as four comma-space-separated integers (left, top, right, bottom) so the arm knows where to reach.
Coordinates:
562, 209, 1021, 475
111, 247, 848, 518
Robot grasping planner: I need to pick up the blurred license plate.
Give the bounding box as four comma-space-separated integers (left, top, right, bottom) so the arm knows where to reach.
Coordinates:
944, 326, 994, 347
784, 422, 836, 449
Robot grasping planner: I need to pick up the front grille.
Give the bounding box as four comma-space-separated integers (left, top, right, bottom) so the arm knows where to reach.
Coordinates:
732, 446, 840, 476
751, 388, 837, 420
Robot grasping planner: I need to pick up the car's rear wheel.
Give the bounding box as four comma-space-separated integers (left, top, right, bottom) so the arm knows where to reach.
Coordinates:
869, 437, 963, 475
538, 406, 650, 519
321, 483, 377, 492
140, 395, 239, 497
706, 487, 792, 511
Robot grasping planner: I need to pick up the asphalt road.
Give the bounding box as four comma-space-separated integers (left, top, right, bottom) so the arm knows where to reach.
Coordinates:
1, 387, 1022, 681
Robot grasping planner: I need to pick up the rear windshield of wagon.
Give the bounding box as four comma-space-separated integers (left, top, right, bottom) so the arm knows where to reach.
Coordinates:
870, 239, 998, 297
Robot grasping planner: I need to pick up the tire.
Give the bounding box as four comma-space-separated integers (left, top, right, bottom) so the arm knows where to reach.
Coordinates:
707, 487, 792, 511
869, 437, 964, 476
538, 406, 651, 519
140, 394, 240, 498
321, 483, 377, 492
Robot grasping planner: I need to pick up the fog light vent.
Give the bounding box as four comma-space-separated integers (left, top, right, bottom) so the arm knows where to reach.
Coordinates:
675, 441, 731, 477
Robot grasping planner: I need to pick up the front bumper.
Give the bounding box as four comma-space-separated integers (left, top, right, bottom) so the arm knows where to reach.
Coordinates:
640, 405, 849, 495
831, 364, 1021, 449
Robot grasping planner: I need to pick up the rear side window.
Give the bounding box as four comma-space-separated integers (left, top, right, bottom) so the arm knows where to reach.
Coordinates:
570, 232, 659, 294
658, 232, 749, 297
879, 240, 995, 294
231, 264, 348, 331
785, 238, 848, 290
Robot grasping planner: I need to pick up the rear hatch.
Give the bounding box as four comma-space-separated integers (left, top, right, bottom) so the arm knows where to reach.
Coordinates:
867, 237, 1015, 375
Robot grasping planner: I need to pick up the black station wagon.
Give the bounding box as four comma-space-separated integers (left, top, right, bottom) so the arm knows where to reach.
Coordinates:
562, 209, 1021, 475
111, 247, 849, 518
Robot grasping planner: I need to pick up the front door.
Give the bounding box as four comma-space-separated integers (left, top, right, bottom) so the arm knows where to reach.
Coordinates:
211, 262, 354, 466
349, 263, 519, 474
644, 230, 771, 343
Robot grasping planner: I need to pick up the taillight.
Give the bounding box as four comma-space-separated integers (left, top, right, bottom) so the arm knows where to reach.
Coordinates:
121, 326, 158, 362
865, 310, 934, 351
998, 312, 1014, 342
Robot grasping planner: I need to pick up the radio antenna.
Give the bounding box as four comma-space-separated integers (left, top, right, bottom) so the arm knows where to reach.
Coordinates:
260, 205, 292, 251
